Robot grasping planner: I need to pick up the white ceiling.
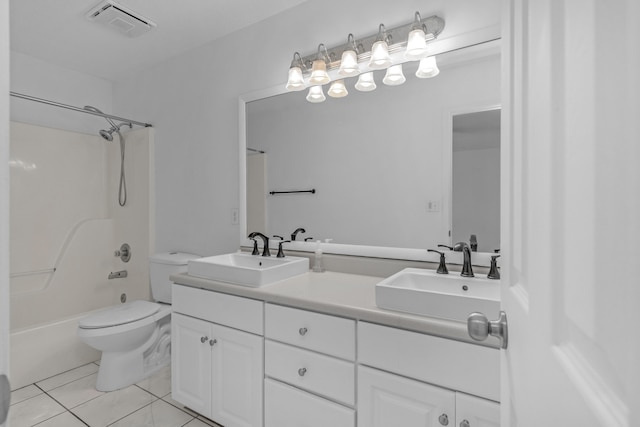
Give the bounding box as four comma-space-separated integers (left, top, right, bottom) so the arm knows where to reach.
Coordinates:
10, 0, 308, 81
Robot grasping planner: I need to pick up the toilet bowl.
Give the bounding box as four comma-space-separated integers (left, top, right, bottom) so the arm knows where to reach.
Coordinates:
78, 252, 199, 391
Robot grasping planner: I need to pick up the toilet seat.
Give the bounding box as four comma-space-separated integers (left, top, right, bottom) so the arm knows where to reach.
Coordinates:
79, 300, 160, 329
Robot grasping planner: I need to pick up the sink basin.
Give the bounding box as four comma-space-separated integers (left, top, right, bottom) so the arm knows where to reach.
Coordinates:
187, 252, 309, 287
375, 268, 500, 322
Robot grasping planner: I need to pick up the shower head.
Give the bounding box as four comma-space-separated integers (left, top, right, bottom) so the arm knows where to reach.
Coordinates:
98, 122, 133, 141
99, 129, 114, 141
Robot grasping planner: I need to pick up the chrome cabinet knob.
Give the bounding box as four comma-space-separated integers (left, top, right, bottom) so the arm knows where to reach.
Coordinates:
209, 339, 217, 346
460, 420, 470, 427
298, 368, 307, 377
438, 413, 449, 426
467, 311, 508, 349
200, 336, 208, 343
298, 327, 308, 336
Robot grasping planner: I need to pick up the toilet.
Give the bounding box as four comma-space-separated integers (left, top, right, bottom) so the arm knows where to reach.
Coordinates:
78, 252, 199, 391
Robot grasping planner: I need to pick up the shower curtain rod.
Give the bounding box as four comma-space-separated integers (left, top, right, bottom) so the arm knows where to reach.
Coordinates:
10, 91, 153, 128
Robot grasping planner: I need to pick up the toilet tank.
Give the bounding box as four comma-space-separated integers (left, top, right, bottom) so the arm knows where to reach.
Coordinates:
149, 252, 200, 304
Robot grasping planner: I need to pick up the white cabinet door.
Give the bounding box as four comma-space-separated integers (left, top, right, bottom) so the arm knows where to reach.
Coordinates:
456, 393, 500, 427
211, 323, 263, 427
358, 366, 455, 427
171, 313, 212, 417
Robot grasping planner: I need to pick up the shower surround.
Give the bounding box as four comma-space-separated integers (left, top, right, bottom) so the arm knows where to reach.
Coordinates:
9, 121, 155, 389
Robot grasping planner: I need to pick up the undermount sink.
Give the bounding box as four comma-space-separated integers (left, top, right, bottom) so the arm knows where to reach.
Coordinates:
187, 252, 309, 287
375, 268, 500, 322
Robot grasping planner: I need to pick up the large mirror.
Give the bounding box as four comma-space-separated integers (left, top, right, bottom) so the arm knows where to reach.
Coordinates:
243, 40, 501, 259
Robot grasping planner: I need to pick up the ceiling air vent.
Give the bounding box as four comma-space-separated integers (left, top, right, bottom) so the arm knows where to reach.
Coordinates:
86, 0, 156, 38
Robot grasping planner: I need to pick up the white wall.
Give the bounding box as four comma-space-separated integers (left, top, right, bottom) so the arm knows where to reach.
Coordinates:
113, 0, 502, 256
10, 51, 113, 135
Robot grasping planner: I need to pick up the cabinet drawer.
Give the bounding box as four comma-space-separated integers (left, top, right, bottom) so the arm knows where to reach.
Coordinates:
265, 340, 355, 406
265, 379, 354, 427
358, 322, 500, 401
172, 284, 263, 335
265, 303, 355, 360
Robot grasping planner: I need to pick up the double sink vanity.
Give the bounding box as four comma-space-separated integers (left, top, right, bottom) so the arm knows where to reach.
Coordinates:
170, 251, 501, 427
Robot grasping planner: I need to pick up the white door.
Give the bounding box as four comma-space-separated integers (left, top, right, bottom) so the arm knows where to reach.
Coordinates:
211, 324, 263, 427
1, 2, 11, 426
171, 313, 212, 417
501, 1, 640, 426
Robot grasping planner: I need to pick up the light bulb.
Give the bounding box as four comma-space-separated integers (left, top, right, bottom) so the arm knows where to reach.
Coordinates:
369, 41, 391, 69
309, 59, 330, 85
328, 80, 348, 98
338, 50, 359, 77
355, 72, 376, 92
306, 86, 326, 103
416, 56, 440, 78
286, 66, 305, 91
383, 64, 406, 86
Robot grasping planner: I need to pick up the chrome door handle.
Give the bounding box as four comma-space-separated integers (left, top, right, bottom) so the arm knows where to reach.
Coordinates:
467, 311, 508, 349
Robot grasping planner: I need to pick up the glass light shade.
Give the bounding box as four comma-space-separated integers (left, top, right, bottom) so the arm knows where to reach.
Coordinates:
285, 66, 306, 91
306, 86, 326, 103
309, 59, 330, 85
369, 41, 391, 69
405, 28, 428, 60
338, 50, 360, 77
415, 56, 440, 78
328, 80, 348, 98
354, 72, 376, 92
383, 64, 406, 86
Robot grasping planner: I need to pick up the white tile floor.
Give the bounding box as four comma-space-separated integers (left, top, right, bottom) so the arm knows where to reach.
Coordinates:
9, 362, 223, 427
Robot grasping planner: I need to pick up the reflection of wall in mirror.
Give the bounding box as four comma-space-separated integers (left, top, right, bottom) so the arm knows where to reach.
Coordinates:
246, 53, 500, 250
247, 152, 267, 234
452, 109, 500, 252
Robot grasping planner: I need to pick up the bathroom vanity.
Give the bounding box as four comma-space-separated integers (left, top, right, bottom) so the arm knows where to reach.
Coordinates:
170, 270, 501, 427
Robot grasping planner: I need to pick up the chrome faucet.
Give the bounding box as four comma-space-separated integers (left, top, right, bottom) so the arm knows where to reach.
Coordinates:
461, 246, 474, 277
248, 232, 270, 257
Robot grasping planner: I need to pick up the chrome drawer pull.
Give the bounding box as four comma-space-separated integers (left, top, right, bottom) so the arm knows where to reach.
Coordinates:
298, 327, 308, 336
298, 367, 307, 377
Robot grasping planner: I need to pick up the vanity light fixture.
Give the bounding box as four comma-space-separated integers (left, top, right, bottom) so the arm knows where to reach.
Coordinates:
415, 55, 440, 78
285, 52, 306, 91
369, 24, 392, 69
308, 44, 331, 86
328, 80, 348, 98
306, 85, 326, 103
338, 34, 360, 77
285, 11, 444, 102
383, 64, 406, 86
355, 72, 376, 92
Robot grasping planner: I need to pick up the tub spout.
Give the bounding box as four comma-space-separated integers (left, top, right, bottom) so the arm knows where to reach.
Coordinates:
108, 270, 128, 279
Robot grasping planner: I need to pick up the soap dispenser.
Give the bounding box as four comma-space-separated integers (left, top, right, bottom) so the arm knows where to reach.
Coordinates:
312, 240, 325, 273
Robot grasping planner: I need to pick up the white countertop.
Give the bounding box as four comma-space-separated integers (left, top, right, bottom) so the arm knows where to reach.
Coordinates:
170, 270, 501, 349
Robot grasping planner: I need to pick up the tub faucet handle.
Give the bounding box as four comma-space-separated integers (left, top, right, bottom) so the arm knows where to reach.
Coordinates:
114, 243, 131, 263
